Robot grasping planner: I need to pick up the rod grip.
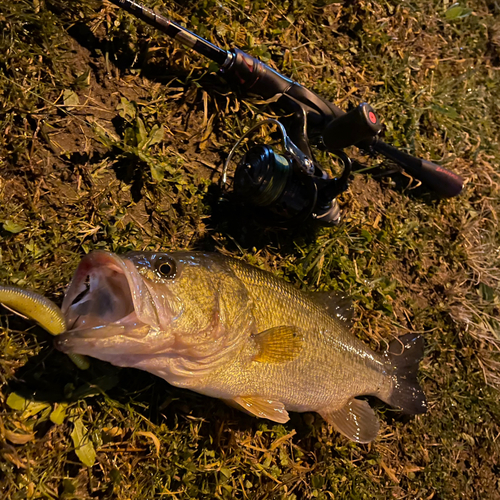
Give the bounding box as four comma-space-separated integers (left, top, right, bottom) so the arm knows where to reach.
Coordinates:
370, 140, 464, 198
322, 103, 382, 150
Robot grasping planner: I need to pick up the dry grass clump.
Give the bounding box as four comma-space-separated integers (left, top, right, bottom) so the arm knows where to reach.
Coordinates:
450, 157, 500, 386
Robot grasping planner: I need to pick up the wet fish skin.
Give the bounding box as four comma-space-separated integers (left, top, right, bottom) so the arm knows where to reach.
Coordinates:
55, 251, 426, 442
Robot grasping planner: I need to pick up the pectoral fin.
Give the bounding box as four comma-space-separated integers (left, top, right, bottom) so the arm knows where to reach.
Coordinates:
253, 326, 303, 363
319, 398, 380, 443
232, 396, 289, 423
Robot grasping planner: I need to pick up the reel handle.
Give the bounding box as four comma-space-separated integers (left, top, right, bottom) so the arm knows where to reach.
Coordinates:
369, 139, 464, 198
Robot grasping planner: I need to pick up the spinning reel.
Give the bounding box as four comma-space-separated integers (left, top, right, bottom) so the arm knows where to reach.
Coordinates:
221, 119, 351, 226
221, 101, 383, 226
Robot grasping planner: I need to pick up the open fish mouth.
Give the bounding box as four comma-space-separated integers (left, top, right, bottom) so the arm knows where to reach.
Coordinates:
54, 251, 159, 356
62, 252, 135, 331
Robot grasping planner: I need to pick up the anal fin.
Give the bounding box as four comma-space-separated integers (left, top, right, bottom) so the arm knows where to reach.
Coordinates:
319, 398, 380, 443
231, 396, 290, 423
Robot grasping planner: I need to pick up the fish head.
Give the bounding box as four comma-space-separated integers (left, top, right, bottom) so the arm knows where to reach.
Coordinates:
54, 251, 250, 382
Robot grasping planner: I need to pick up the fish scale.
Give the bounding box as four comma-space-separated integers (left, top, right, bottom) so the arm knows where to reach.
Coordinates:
206, 258, 392, 411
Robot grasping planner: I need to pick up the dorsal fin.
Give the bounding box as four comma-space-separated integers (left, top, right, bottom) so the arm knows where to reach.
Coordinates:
319, 398, 380, 443
305, 290, 353, 326
252, 326, 303, 363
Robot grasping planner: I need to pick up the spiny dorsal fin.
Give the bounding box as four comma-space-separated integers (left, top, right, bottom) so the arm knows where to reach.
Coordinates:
304, 290, 353, 326
232, 396, 289, 423
253, 326, 303, 363
319, 398, 380, 443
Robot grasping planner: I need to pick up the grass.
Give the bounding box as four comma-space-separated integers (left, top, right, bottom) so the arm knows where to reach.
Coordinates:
1, 0, 499, 498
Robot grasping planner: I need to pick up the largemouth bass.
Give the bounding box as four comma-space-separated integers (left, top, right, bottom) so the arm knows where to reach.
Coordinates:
53, 251, 426, 443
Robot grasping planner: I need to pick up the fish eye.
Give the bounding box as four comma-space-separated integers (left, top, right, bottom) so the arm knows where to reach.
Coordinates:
155, 257, 176, 279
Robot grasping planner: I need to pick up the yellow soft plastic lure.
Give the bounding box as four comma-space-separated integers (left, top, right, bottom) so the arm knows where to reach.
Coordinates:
0, 285, 89, 370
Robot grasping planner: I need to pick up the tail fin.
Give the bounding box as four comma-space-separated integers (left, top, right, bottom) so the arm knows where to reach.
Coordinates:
386, 333, 427, 414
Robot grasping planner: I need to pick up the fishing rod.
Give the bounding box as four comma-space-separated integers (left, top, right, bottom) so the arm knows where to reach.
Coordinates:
108, 0, 464, 226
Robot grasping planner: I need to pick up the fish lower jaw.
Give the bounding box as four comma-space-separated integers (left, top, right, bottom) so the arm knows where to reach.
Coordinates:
53, 320, 157, 356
